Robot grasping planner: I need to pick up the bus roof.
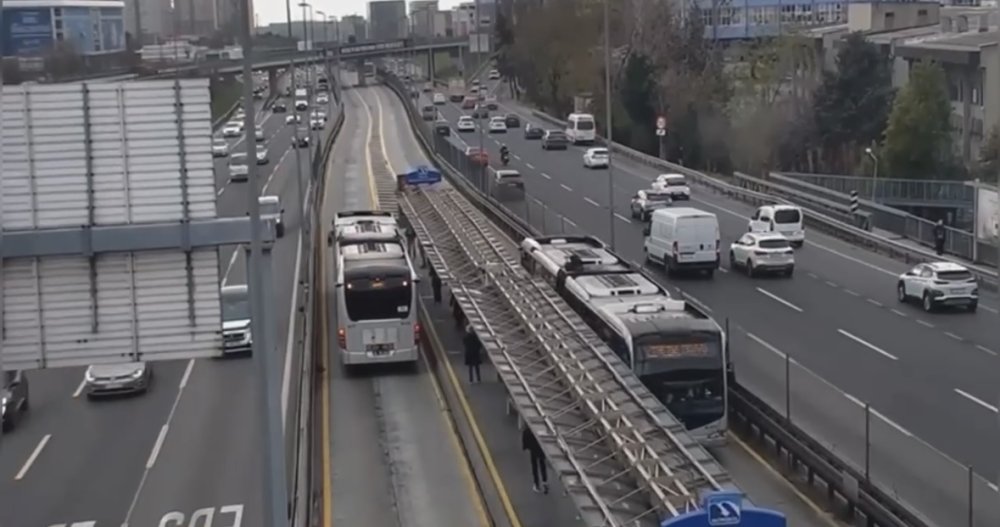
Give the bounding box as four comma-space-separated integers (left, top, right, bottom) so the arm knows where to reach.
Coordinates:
338, 240, 405, 261
521, 235, 630, 275
336, 221, 401, 242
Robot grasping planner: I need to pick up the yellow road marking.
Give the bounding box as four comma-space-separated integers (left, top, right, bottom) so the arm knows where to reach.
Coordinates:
371, 88, 521, 527
730, 432, 841, 526
320, 140, 334, 526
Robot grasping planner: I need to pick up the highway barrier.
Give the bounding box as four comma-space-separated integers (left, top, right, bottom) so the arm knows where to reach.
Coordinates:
375, 70, 986, 527
525, 110, 999, 290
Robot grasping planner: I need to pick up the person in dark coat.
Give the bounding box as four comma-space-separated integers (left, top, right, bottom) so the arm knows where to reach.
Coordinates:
450, 294, 466, 329
933, 220, 946, 255
522, 427, 548, 493
405, 225, 417, 256
430, 268, 442, 303
463, 325, 482, 383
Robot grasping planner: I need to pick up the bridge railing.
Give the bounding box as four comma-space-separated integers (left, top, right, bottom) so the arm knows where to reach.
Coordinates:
780, 172, 975, 206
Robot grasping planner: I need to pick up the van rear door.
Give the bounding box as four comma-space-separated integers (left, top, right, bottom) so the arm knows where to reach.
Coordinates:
675, 216, 718, 263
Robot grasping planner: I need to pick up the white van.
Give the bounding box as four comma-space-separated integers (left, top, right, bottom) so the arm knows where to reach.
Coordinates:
643, 207, 720, 277
565, 113, 596, 144
748, 204, 804, 247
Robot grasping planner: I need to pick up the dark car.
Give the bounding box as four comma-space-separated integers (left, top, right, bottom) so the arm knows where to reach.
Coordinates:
524, 124, 544, 140
472, 106, 489, 119
272, 103, 287, 113
293, 129, 310, 148
449, 93, 464, 103
434, 119, 451, 136
541, 130, 569, 150
1, 370, 29, 432
504, 114, 521, 128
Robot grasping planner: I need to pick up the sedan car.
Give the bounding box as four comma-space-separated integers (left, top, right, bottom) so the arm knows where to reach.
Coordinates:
897, 262, 978, 312
629, 189, 672, 221
316, 93, 329, 104
472, 106, 490, 119
434, 118, 451, 136
488, 69, 501, 80
286, 114, 302, 125
485, 96, 499, 110
504, 114, 521, 128
84, 362, 152, 397
433, 93, 446, 105
255, 145, 269, 165
222, 122, 243, 137
488, 117, 507, 133
254, 126, 265, 142
541, 130, 569, 150
457, 116, 476, 132
729, 232, 795, 277
583, 147, 609, 168
310, 118, 325, 130
465, 146, 489, 166
1, 371, 29, 432
524, 124, 544, 140
272, 102, 287, 113
229, 153, 249, 182
212, 140, 229, 157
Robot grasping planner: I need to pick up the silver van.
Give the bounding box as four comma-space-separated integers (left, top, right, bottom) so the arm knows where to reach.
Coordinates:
489, 168, 525, 200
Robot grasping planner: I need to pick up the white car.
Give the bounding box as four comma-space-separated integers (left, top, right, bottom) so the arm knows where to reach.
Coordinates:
229, 153, 249, 182
316, 93, 329, 104
488, 69, 500, 80
653, 173, 691, 200
748, 205, 805, 247
432, 93, 446, 105
254, 126, 264, 142
259, 195, 285, 238
222, 122, 243, 137
728, 232, 794, 277
310, 118, 325, 130
897, 262, 978, 312
233, 110, 246, 122
488, 117, 507, 133
629, 189, 672, 221
212, 140, 229, 157
84, 363, 152, 397
295, 99, 308, 111
255, 145, 269, 165
286, 114, 302, 125
583, 147, 609, 168
457, 116, 476, 132
485, 95, 498, 110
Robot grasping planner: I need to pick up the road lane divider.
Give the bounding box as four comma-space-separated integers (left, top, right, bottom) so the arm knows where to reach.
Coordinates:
837, 329, 899, 361
756, 288, 804, 313
14, 434, 51, 480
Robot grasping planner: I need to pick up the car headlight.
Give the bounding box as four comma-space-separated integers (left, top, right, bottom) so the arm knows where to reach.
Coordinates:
1, 397, 7, 415
131, 369, 144, 379
85, 370, 95, 383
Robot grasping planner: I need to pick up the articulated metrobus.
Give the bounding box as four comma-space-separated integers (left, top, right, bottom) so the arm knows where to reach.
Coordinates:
520, 235, 728, 446
332, 211, 420, 368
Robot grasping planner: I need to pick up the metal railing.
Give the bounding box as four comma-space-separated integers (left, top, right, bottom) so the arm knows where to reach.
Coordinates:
780, 172, 975, 207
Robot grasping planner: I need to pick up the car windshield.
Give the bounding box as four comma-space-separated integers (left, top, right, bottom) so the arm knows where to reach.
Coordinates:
646, 193, 671, 202
230, 154, 247, 164
758, 238, 790, 249
774, 209, 801, 224
259, 201, 279, 215
937, 270, 974, 281
661, 177, 686, 186
548, 131, 566, 138
591, 149, 608, 156
222, 291, 250, 320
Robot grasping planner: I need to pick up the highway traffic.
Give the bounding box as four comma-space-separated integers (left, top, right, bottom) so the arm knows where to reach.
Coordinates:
418, 73, 1000, 524
0, 69, 335, 527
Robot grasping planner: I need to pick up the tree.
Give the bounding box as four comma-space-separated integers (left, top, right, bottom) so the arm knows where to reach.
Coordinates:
813, 32, 893, 172
618, 52, 657, 152
882, 61, 955, 179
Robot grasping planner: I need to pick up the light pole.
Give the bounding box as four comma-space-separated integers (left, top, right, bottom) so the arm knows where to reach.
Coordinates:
316, 10, 330, 84
300, 1, 318, 169
474, 0, 486, 192
865, 146, 879, 203
603, 0, 616, 250
283, 0, 307, 238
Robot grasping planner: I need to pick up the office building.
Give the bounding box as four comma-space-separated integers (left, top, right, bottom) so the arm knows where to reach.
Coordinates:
339, 14, 367, 41
1, 0, 127, 56
368, 0, 406, 40
410, 0, 438, 36
122, 0, 172, 43
173, 0, 217, 37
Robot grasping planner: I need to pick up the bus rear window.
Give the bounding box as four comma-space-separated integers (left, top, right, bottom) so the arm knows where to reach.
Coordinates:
576, 120, 595, 130
344, 277, 412, 321
774, 209, 801, 224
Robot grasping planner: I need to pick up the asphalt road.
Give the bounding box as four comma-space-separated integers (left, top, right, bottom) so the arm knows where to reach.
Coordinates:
0, 72, 333, 527
319, 73, 487, 526
420, 76, 1000, 525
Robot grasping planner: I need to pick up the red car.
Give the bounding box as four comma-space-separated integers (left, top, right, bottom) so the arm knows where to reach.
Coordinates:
465, 146, 489, 166
461, 97, 477, 110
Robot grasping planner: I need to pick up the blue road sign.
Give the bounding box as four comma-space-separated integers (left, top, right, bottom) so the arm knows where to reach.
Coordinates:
403, 166, 442, 186
661, 491, 786, 527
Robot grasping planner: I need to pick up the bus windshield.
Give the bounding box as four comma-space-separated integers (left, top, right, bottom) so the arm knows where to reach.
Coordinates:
634, 330, 726, 429
344, 274, 412, 321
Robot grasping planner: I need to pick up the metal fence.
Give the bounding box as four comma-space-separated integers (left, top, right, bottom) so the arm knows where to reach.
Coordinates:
781, 173, 975, 208
729, 329, 1000, 527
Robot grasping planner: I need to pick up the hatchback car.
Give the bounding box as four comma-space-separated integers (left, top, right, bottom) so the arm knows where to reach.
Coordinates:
897, 262, 978, 312
457, 116, 476, 133
1, 371, 29, 432
84, 362, 152, 397
729, 232, 795, 277
465, 146, 489, 166
212, 140, 229, 157
504, 114, 521, 128
583, 147, 609, 168
488, 117, 507, 133
524, 124, 544, 140
630, 189, 673, 221
541, 130, 569, 150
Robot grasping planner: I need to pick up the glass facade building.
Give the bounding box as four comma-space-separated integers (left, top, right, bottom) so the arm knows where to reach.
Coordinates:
2, 0, 125, 57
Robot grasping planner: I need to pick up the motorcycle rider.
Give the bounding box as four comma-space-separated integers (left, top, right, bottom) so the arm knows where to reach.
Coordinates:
500, 144, 510, 166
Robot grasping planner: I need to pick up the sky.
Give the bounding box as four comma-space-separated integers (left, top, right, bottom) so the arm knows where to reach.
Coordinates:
257, 0, 464, 25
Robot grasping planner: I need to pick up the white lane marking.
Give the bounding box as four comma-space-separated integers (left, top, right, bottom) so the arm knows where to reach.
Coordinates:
563, 217, 578, 228
982, 304, 998, 314
281, 232, 304, 431
526, 162, 535, 169
216, 186, 226, 197
584, 197, 601, 208
805, 240, 897, 278
15, 434, 51, 480
540, 172, 551, 179
824, 280, 838, 288
955, 388, 999, 413
513, 154, 522, 160
866, 298, 883, 307
179, 359, 194, 390
72, 378, 86, 398
890, 308, 908, 317
756, 287, 803, 313
916, 319, 934, 328
807, 272, 818, 279
614, 213, 632, 224
146, 425, 169, 469
222, 245, 242, 286
976, 344, 997, 356
944, 331, 963, 341
261, 148, 293, 193
746, 333, 788, 360
560, 183, 573, 192
837, 329, 898, 361
717, 266, 728, 273
990, 482, 1000, 492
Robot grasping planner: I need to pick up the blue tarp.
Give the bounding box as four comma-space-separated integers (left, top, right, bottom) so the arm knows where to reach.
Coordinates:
403, 165, 442, 186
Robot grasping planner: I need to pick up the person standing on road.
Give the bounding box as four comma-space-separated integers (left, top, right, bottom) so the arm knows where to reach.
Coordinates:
522, 426, 549, 493
463, 325, 482, 383
405, 224, 417, 256
933, 219, 946, 256
430, 268, 442, 304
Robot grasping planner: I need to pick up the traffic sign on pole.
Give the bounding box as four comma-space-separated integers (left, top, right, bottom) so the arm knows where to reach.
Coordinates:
656, 115, 667, 136
660, 491, 786, 527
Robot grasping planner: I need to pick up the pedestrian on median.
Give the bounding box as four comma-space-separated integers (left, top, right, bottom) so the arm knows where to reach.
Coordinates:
463, 324, 482, 383
933, 219, 946, 256
431, 268, 442, 303
522, 426, 548, 494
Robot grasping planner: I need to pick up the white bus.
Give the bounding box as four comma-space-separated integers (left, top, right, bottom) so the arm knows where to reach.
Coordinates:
332, 211, 420, 368
520, 235, 728, 446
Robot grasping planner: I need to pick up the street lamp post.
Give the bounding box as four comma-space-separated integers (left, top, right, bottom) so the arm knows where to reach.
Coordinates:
865, 146, 879, 203
474, 0, 486, 192
603, 0, 616, 250
300, 1, 318, 170
283, 0, 307, 238
316, 10, 330, 84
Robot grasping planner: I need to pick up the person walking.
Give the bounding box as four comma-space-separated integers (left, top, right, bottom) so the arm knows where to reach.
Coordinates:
522, 426, 548, 493
430, 268, 442, 304
463, 325, 482, 383
451, 294, 466, 329
933, 219, 946, 256
405, 224, 417, 256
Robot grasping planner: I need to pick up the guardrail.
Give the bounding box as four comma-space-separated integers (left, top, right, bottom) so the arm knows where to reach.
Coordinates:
379, 71, 971, 527
525, 109, 999, 289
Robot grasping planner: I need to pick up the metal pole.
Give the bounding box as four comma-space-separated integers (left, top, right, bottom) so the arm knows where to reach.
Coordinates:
864, 403, 871, 481
301, 2, 316, 177
784, 354, 790, 421
603, 0, 616, 250
967, 465, 973, 527
239, 0, 288, 523
474, 0, 485, 195
285, 0, 306, 238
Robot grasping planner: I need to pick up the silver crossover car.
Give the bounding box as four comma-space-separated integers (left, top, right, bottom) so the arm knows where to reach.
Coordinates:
84, 362, 152, 397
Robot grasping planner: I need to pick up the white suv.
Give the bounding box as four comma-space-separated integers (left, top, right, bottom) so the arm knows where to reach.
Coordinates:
897, 262, 978, 312
653, 173, 691, 200
729, 232, 794, 277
